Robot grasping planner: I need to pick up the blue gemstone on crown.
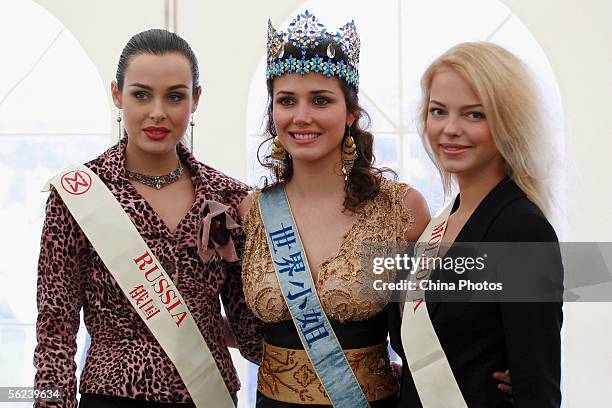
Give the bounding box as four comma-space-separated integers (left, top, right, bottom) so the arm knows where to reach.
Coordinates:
267, 10, 360, 90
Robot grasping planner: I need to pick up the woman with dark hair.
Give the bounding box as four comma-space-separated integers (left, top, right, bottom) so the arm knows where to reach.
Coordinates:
239, 12, 430, 408
34, 29, 261, 407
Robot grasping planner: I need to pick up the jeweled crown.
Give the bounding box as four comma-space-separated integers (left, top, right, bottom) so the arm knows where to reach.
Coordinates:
267, 10, 361, 90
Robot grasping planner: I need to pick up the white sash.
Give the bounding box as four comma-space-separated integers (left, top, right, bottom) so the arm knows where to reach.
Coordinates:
400, 199, 468, 408
44, 165, 235, 408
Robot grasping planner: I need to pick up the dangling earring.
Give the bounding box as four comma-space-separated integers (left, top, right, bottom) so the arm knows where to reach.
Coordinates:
342, 128, 358, 181
271, 136, 287, 182
189, 115, 195, 152
116, 109, 123, 138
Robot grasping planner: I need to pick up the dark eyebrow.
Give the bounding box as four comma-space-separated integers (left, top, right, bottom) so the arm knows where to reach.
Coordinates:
275, 90, 336, 96
128, 83, 189, 91
430, 100, 482, 109
310, 90, 335, 95
168, 84, 189, 91
128, 83, 153, 90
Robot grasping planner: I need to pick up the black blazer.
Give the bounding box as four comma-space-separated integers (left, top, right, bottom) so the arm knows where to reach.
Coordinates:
389, 178, 563, 408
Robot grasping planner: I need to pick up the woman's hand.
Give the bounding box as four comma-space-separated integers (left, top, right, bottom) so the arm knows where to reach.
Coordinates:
223, 316, 237, 348
492, 369, 512, 396
390, 360, 403, 378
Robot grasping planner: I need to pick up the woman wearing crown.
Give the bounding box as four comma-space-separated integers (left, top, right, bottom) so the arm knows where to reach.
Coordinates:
238, 11, 430, 408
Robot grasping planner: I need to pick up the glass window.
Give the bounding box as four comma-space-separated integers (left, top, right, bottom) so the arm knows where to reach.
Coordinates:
0, 0, 110, 389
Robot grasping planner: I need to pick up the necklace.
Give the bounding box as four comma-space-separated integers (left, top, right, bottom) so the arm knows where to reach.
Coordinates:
125, 162, 185, 190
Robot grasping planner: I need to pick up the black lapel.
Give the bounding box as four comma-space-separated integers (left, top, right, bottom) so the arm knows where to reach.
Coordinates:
426, 177, 525, 319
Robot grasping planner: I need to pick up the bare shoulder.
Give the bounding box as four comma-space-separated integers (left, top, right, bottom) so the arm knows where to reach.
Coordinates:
238, 192, 255, 222
402, 186, 431, 241
402, 187, 428, 213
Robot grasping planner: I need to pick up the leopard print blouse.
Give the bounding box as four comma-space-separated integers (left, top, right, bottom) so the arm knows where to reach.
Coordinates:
34, 138, 262, 407
242, 178, 415, 324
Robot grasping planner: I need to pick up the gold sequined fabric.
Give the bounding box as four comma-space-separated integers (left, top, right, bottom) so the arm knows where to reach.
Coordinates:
242, 178, 415, 323
257, 341, 399, 404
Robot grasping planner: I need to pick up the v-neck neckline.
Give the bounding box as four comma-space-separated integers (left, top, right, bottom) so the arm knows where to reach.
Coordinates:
442, 176, 511, 248
117, 141, 209, 241
426, 177, 516, 317
127, 173, 200, 237
283, 185, 364, 288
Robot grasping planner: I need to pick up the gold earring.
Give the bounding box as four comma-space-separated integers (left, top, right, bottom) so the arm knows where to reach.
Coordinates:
342, 129, 357, 181
271, 136, 287, 181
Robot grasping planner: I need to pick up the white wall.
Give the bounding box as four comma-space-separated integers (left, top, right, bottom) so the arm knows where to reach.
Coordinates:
32, 1, 612, 406
501, 2, 612, 406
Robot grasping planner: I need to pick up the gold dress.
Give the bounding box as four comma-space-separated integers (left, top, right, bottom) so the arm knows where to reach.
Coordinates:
243, 179, 415, 407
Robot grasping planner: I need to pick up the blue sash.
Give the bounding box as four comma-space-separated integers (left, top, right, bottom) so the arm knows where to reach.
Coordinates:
258, 186, 370, 408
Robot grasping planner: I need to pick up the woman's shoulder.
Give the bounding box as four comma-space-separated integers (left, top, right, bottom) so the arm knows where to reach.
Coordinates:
377, 177, 427, 209
378, 176, 407, 193
81, 142, 121, 174
501, 195, 545, 217
373, 178, 430, 240
187, 161, 250, 213
378, 178, 425, 206
238, 190, 259, 218
196, 162, 249, 194
490, 196, 558, 242
36, 143, 119, 195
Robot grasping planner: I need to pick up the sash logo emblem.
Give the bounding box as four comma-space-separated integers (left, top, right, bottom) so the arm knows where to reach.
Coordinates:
61, 170, 92, 195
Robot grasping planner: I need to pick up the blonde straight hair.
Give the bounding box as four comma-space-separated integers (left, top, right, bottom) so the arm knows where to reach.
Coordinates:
418, 42, 552, 216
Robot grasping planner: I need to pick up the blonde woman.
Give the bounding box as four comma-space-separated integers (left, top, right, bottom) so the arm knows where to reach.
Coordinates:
389, 42, 563, 408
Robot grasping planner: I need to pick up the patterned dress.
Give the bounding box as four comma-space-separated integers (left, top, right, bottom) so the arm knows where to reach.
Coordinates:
34, 138, 262, 407
242, 179, 414, 407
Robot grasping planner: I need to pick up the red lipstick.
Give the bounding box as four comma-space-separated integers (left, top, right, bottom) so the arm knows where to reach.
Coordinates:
143, 126, 170, 141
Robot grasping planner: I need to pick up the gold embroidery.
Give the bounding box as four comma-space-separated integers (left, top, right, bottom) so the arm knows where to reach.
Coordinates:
293, 364, 317, 387
243, 179, 415, 323
257, 341, 399, 404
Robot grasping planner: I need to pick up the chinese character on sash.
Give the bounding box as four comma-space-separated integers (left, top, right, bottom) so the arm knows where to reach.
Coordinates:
129, 285, 161, 320
287, 280, 311, 310
129, 284, 149, 305
297, 310, 330, 348
274, 252, 306, 277
269, 223, 296, 253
